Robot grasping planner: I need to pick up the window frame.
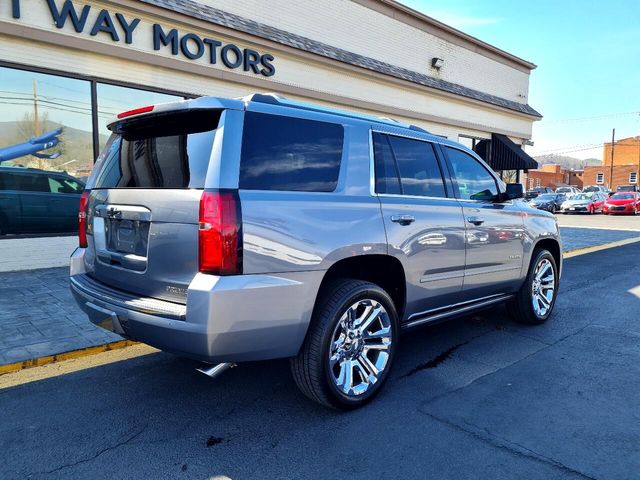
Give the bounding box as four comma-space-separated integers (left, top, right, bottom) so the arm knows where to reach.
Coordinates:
0, 60, 194, 163
440, 143, 502, 203
369, 129, 451, 200
629, 172, 637, 184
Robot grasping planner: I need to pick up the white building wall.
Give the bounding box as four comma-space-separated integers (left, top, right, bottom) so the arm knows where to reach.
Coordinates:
199, 0, 532, 103
0, 0, 535, 140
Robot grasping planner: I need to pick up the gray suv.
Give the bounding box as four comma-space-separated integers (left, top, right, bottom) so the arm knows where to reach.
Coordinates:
70, 94, 562, 409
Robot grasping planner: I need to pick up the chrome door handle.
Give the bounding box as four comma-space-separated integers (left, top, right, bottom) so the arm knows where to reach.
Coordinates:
391, 214, 415, 225
467, 216, 485, 225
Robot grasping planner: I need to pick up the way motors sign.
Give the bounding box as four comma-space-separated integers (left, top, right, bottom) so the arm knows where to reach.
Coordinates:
10, 0, 276, 77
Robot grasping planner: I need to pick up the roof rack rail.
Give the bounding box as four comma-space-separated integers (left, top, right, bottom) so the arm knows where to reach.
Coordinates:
240, 92, 284, 105
409, 125, 429, 133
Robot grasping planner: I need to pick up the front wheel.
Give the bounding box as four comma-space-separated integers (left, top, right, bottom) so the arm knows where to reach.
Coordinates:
291, 279, 399, 410
508, 249, 558, 325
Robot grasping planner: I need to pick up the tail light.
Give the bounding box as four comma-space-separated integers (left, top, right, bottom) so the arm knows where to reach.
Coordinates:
199, 190, 242, 275
78, 190, 90, 248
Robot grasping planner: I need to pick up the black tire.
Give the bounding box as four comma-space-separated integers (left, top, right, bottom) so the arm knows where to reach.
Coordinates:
290, 279, 399, 410
508, 249, 558, 325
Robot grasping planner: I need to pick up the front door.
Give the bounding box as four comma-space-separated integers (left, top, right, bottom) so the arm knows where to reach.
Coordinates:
441, 146, 525, 300
372, 131, 466, 320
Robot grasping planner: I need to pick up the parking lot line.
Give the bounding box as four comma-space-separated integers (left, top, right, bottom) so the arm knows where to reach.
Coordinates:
564, 236, 640, 258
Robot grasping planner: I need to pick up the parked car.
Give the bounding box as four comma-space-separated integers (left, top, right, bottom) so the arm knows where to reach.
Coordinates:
603, 192, 640, 215
555, 186, 581, 195
70, 94, 562, 409
0, 166, 85, 234
559, 192, 606, 214
583, 185, 608, 194
525, 186, 554, 200
529, 193, 566, 213
616, 185, 639, 192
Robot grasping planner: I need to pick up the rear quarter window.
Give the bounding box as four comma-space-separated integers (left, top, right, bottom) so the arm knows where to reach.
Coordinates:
239, 112, 344, 192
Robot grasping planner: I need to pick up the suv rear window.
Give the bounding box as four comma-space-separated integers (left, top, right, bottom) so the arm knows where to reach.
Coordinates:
89, 110, 220, 189
239, 112, 343, 192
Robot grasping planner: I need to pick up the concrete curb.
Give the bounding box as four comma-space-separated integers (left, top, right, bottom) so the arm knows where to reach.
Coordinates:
0, 340, 137, 376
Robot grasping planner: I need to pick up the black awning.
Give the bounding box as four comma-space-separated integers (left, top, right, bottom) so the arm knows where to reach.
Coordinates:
475, 134, 538, 171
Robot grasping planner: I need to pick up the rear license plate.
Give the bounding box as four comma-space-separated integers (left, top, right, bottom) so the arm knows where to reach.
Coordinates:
106, 219, 150, 256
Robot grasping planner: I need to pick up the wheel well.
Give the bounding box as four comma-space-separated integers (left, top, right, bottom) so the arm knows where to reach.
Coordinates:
534, 238, 561, 270
316, 255, 406, 319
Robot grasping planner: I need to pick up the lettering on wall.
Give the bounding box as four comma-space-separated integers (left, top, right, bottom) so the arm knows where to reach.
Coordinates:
11, 0, 276, 77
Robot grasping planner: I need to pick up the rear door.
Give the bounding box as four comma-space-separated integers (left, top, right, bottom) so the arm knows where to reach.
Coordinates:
14, 172, 54, 233
46, 175, 84, 231
373, 131, 466, 319
84, 109, 222, 304
441, 146, 525, 300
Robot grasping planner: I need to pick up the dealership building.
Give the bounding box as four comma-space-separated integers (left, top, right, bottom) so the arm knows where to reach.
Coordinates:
0, 0, 541, 269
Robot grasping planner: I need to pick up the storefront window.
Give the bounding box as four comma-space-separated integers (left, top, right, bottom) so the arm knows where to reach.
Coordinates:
0, 66, 93, 234
0, 67, 93, 175
96, 83, 184, 149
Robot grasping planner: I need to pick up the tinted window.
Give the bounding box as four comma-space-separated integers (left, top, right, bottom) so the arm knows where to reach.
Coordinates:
240, 112, 343, 192
373, 133, 401, 194
373, 133, 446, 197
0, 172, 49, 192
445, 147, 498, 201
48, 177, 83, 194
89, 110, 219, 189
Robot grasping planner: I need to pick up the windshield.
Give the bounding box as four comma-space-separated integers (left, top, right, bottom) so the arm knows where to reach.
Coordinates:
571, 194, 591, 201
583, 186, 598, 192
536, 194, 556, 201
556, 188, 570, 192
611, 193, 634, 200
87, 110, 220, 189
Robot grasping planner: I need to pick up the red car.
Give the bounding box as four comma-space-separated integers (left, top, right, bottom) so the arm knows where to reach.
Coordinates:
603, 192, 640, 215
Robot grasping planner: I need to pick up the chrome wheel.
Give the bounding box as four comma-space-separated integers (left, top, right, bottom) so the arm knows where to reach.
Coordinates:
329, 299, 392, 397
531, 258, 555, 317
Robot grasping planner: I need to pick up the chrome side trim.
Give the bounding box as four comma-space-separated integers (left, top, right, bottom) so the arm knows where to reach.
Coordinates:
404, 293, 512, 328
420, 271, 465, 283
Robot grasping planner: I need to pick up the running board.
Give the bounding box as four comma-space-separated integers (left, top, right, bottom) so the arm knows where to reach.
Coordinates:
402, 294, 514, 330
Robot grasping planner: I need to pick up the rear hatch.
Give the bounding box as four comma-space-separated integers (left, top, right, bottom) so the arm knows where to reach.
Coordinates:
83, 108, 222, 304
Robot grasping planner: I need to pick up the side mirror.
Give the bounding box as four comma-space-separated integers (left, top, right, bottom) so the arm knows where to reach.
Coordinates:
502, 183, 524, 201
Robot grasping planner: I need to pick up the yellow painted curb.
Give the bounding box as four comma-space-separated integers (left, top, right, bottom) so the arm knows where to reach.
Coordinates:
0, 340, 137, 376
564, 236, 640, 258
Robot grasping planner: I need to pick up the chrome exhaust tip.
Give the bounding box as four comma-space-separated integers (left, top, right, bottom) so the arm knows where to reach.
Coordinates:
196, 362, 236, 379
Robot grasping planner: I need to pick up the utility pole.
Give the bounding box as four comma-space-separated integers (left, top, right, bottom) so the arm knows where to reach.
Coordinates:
33, 79, 40, 137
609, 128, 615, 190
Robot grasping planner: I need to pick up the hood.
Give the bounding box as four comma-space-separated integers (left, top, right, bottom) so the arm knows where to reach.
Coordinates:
564, 198, 592, 205
606, 198, 635, 205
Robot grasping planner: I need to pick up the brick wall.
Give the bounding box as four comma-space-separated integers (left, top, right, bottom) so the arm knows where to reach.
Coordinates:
583, 165, 638, 190
603, 137, 640, 166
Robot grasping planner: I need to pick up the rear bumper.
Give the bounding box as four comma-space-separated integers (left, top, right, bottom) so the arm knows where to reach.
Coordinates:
70, 248, 322, 363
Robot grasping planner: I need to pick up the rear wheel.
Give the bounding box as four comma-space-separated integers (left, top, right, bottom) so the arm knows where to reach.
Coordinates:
508, 249, 558, 325
291, 279, 399, 410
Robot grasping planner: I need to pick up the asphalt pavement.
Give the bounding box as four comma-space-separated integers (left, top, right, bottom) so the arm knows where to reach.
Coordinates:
1, 242, 639, 479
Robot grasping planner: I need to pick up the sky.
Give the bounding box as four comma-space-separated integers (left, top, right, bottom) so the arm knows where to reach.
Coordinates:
401, 0, 640, 160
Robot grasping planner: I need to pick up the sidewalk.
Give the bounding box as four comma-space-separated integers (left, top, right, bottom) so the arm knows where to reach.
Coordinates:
0, 267, 119, 366
1, 226, 639, 369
